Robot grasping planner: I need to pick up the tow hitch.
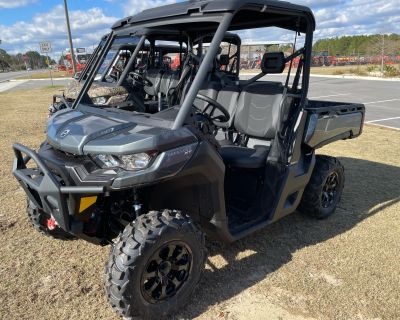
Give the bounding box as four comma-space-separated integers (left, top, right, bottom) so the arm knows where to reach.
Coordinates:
46, 217, 58, 230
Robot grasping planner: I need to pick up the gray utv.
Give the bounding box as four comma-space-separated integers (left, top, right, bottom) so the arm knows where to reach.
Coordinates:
12, 1, 365, 319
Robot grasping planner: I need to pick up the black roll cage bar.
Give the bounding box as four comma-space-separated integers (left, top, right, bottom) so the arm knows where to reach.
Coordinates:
72, 4, 314, 130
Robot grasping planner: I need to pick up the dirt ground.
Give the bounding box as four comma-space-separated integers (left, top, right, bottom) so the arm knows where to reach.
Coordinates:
0, 88, 399, 320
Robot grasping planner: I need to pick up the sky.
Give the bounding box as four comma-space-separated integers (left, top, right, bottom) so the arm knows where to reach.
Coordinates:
0, 0, 399, 58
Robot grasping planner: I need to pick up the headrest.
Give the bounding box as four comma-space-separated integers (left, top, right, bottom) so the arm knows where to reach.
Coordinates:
261, 52, 286, 74
219, 54, 230, 66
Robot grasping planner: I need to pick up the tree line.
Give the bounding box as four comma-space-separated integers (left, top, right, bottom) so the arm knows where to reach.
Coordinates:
0, 49, 56, 72
312, 34, 400, 56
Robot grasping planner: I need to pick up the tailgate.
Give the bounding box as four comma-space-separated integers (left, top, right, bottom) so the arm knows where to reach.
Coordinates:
304, 100, 365, 149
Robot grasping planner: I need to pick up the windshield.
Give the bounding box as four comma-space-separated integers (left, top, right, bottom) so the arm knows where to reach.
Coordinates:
93, 36, 142, 82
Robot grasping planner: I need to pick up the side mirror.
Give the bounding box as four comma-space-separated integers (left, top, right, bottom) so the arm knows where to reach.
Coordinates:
261, 52, 286, 74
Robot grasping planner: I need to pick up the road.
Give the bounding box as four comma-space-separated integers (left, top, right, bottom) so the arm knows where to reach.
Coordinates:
1, 78, 71, 92
0, 69, 46, 82
245, 74, 400, 129
0, 73, 399, 129
307, 76, 400, 129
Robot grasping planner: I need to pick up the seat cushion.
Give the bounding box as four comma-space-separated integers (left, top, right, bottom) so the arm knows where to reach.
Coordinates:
219, 145, 269, 169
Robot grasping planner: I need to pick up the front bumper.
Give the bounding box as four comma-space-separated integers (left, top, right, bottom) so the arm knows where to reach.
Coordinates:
12, 141, 198, 234
12, 143, 104, 232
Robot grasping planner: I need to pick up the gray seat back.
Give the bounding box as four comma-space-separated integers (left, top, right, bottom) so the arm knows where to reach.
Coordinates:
234, 81, 284, 139
168, 71, 180, 93
144, 68, 163, 97
215, 85, 240, 127
159, 70, 172, 96
193, 82, 221, 110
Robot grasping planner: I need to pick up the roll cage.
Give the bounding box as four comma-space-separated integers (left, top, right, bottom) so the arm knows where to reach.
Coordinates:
73, 0, 315, 130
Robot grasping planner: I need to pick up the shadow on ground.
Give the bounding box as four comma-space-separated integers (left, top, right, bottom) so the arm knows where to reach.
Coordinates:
178, 156, 400, 319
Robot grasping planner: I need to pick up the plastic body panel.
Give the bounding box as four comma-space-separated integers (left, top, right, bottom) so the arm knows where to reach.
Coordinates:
146, 141, 229, 241
304, 100, 365, 149
47, 106, 197, 156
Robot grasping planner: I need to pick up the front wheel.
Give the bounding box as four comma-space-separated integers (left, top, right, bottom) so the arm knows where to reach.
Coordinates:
298, 155, 345, 219
105, 209, 206, 319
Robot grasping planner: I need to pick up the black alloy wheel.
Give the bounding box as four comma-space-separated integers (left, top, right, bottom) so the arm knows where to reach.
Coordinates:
321, 172, 339, 208
141, 241, 192, 303
298, 155, 345, 219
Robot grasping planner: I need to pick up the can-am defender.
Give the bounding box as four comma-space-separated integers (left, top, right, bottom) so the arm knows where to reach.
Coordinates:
12, 1, 365, 319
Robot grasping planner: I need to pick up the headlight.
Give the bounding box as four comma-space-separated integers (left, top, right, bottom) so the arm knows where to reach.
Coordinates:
120, 153, 152, 170
92, 96, 109, 105
95, 152, 155, 171
97, 154, 120, 168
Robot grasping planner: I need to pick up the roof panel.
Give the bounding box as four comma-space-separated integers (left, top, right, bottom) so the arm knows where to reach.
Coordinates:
112, 0, 315, 31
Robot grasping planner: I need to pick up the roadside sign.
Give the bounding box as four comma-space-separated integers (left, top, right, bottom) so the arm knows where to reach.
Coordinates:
77, 48, 86, 53
39, 41, 52, 53
39, 41, 53, 86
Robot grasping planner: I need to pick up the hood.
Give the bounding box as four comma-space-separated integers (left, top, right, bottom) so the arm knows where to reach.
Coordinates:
46, 107, 197, 155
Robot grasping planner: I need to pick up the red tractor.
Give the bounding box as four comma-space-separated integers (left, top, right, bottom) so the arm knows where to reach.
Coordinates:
58, 52, 90, 74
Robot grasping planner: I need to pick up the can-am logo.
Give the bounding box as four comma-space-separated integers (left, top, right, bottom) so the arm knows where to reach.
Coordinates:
60, 129, 70, 138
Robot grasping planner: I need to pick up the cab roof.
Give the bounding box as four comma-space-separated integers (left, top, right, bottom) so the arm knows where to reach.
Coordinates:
112, 0, 315, 33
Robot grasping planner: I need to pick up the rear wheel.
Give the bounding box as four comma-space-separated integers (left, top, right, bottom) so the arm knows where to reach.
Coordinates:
26, 199, 76, 240
105, 209, 206, 319
298, 155, 345, 219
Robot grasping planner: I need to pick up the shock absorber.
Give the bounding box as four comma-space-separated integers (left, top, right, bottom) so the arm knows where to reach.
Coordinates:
133, 188, 142, 217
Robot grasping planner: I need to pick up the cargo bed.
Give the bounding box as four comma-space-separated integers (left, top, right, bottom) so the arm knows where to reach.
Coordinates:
303, 100, 365, 149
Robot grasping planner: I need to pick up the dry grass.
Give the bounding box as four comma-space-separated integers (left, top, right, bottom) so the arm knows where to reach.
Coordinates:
242, 64, 400, 77
0, 88, 399, 320
312, 65, 373, 76
15, 70, 72, 80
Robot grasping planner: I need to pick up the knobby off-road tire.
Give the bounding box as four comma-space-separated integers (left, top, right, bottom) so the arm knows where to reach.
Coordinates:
298, 155, 345, 219
105, 209, 207, 320
26, 198, 76, 240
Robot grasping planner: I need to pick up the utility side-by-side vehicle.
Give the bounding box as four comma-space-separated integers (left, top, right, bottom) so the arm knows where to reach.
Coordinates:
12, 1, 365, 319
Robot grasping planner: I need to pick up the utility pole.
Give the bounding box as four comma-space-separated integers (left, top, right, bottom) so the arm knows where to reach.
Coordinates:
381, 34, 385, 77
63, 0, 77, 74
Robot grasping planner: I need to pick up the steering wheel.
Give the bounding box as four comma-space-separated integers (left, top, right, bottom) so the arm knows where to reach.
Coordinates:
129, 71, 153, 87
194, 94, 230, 124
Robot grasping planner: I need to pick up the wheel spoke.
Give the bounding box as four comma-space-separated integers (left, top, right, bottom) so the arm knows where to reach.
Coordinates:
174, 248, 186, 261
146, 279, 159, 293
172, 264, 187, 271
144, 271, 157, 279
167, 244, 176, 259
159, 285, 167, 299
170, 277, 181, 288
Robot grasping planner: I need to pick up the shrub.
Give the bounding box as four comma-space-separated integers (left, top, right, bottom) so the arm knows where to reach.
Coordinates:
383, 64, 400, 77
349, 68, 368, 76
333, 69, 345, 75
